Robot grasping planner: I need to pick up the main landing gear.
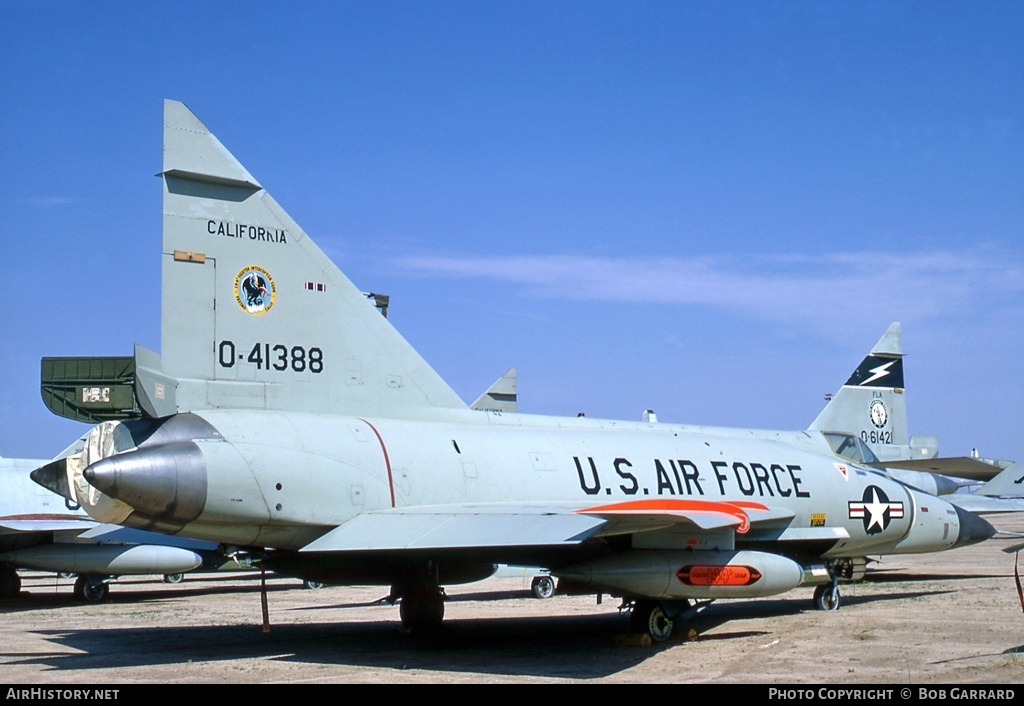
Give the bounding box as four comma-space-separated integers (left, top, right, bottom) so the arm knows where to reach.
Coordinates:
531, 575, 556, 600
392, 564, 447, 633
397, 585, 446, 632
628, 599, 707, 643
0, 564, 21, 599
631, 600, 676, 642
73, 575, 110, 603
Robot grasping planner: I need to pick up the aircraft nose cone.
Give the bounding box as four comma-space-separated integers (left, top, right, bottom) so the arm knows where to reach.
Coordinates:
83, 441, 207, 524
30, 457, 74, 501
953, 505, 996, 548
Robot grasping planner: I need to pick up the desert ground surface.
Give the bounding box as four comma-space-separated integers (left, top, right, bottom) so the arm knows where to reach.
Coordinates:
2, 514, 1022, 685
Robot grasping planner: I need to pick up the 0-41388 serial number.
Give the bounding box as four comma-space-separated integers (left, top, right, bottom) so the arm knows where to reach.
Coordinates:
218, 340, 324, 373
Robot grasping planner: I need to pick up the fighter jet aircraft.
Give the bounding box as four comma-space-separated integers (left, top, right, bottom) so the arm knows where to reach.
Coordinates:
0, 453, 203, 601
32, 101, 996, 641
809, 324, 1024, 512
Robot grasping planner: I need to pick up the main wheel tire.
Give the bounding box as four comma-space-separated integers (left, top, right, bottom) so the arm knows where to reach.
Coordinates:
400, 588, 445, 631
813, 583, 841, 611
633, 601, 674, 642
531, 575, 555, 599
302, 579, 326, 590
0, 566, 21, 599
163, 573, 185, 584
74, 576, 109, 604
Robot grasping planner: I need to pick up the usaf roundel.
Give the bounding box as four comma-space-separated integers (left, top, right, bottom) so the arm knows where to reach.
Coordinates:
848, 485, 904, 535
234, 265, 276, 315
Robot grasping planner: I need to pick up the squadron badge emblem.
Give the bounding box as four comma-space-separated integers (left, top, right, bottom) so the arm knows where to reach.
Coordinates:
869, 399, 888, 428
234, 265, 276, 315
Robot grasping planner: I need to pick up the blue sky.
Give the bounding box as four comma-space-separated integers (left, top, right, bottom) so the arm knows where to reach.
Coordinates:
1, 1, 1022, 461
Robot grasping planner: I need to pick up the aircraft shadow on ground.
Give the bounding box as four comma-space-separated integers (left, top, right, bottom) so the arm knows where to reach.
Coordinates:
863, 570, 1007, 583
680, 587, 952, 636
20, 615, 658, 680
1, 584, 541, 617
11, 586, 960, 680
292, 588, 541, 612
1, 578, 301, 614
930, 643, 1024, 666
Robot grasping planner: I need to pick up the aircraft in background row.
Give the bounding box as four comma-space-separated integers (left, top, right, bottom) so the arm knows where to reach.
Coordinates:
808, 323, 1024, 514
32, 101, 998, 642
0, 453, 204, 602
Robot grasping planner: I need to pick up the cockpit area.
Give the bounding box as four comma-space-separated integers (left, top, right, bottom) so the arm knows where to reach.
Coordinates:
821, 432, 881, 465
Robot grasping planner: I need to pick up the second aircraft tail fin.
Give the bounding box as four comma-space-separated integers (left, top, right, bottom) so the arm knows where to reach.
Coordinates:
470, 368, 517, 413
808, 323, 934, 462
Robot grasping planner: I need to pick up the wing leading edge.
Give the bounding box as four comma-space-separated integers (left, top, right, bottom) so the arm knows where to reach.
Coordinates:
0, 516, 95, 535
299, 498, 809, 554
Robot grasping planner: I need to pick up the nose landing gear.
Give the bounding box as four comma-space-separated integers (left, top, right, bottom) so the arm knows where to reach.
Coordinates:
812, 583, 841, 611
811, 559, 850, 611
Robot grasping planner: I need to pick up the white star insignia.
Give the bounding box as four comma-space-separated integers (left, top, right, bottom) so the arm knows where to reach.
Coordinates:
863, 488, 888, 532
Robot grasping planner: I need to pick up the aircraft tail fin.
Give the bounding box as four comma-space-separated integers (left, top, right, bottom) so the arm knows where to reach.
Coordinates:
155, 100, 466, 418
471, 368, 517, 413
975, 461, 1024, 498
808, 323, 921, 461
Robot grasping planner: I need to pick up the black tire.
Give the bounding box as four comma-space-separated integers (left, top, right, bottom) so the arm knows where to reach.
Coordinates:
813, 583, 841, 611
400, 588, 445, 631
632, 600, 674, 642
0, 566, 21, 599
74, 576, 109, 604
531, 575, 556, 599
163, 573, 185, 584
302, 579, 326, 590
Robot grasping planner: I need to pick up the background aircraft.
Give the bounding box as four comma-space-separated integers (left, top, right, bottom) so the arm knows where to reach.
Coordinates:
809, 323, 1024, 513
0, 453, 204, 602
33, 101, 996, 642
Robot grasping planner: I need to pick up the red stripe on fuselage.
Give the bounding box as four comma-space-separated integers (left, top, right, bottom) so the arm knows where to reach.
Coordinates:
0, 514, 84, 521
358, 419, 396, 508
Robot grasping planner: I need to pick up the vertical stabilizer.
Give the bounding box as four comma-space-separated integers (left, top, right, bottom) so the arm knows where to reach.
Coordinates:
975, 461, 1024, 498
471, 368, 517, 413
157, 100, 466, 418
809, 323, 917, 461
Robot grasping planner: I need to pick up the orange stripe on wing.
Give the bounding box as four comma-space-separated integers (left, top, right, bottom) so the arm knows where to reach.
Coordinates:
723, 500, 771, 512
576, 498, 766, 534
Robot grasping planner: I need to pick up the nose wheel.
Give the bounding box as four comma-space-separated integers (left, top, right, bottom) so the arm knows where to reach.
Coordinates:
812, 583, 841, 611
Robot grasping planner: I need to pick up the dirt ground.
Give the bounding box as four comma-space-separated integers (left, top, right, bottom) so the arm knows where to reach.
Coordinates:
2, 514, 1022, 685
